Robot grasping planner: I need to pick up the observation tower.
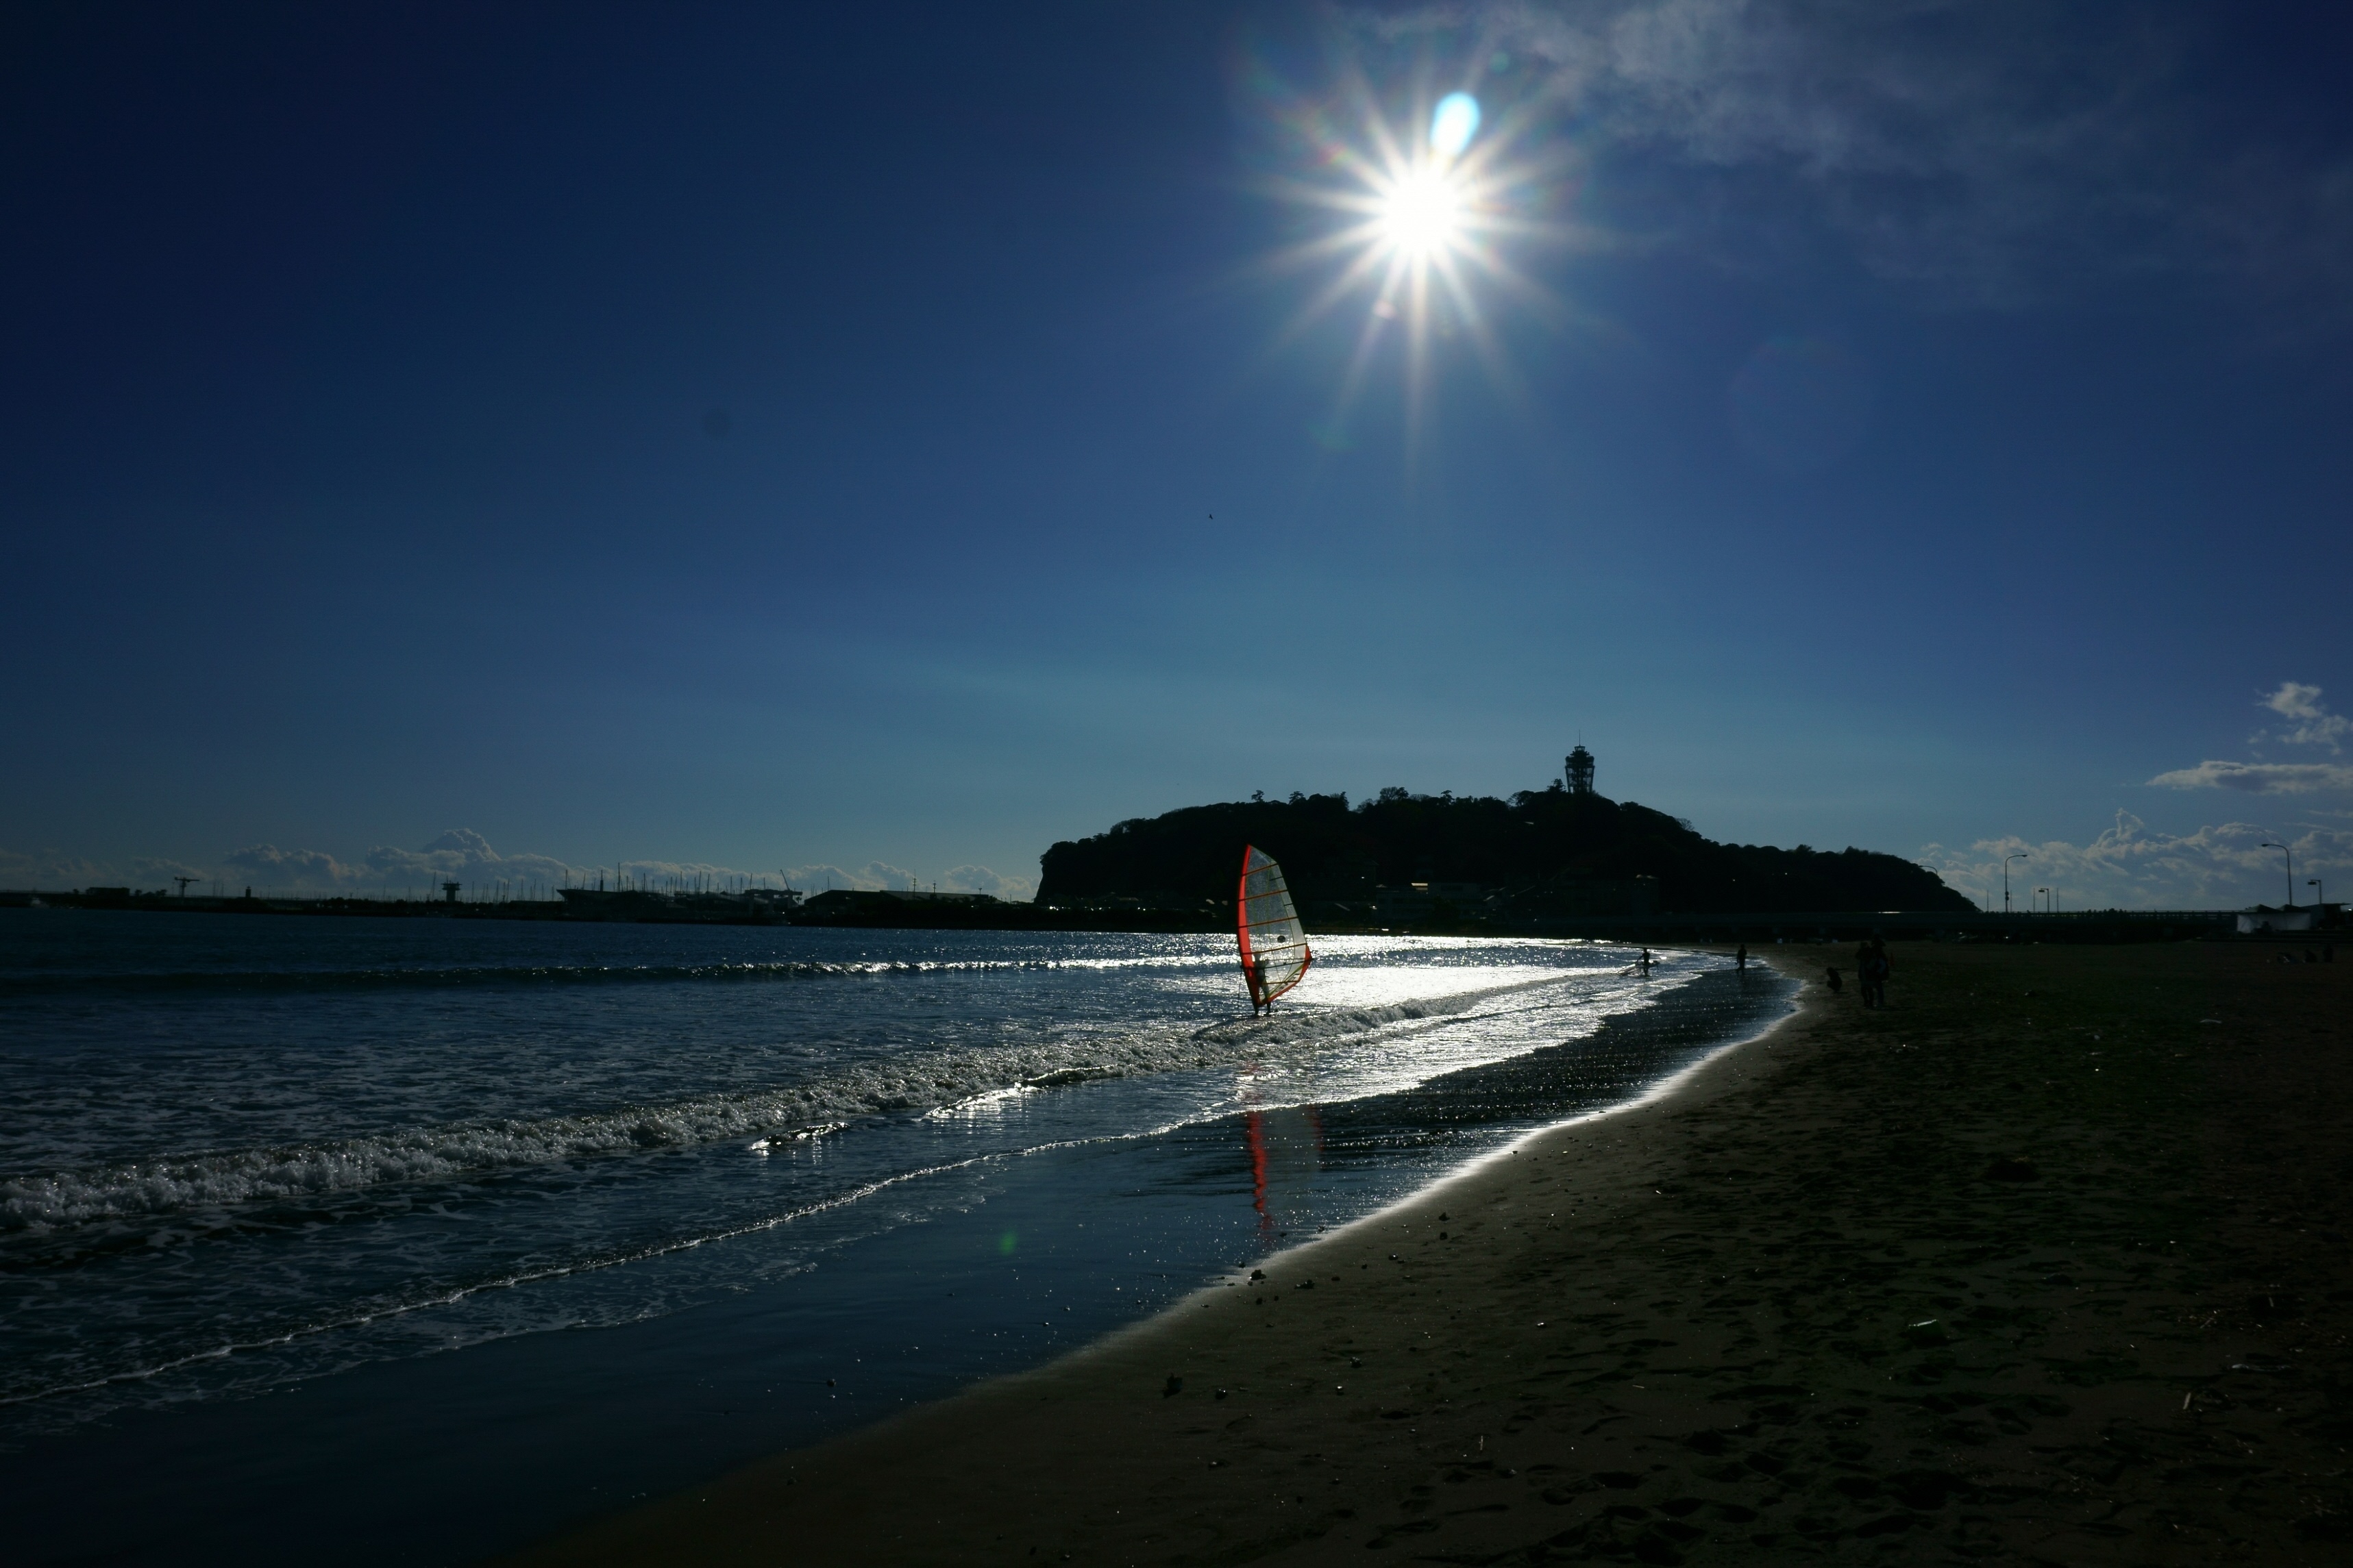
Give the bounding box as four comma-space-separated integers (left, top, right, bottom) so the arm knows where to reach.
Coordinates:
1565, 745, 1595, 797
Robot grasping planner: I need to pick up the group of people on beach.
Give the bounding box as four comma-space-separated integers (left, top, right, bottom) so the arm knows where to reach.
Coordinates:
1824, 936, 1893, 1007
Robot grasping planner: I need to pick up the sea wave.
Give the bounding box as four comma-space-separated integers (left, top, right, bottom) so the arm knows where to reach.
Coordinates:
0, 973, 1598, 1234
0, 1149, 987, 1410
0, 951, 1240, 998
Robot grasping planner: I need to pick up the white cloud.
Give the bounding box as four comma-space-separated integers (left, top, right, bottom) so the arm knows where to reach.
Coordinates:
777, 861, 1031, 898
940, 864, 1037, 901
2149, 760, 2353, 795
359, 833, 580, 891
360, 838, 785, 895
781, 861, 920, 893
1362, 1, 2352, 308
2148, 682, 2353, 794
1923, 811, 2349, 910
2260, 680, 2351, 751
227, 843, 359, 884
214, 830, 588, 893
0, 846, 113, 888
10, 832, 983, 899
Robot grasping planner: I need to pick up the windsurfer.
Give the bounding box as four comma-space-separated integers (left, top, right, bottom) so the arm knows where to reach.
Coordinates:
1235, 843, 1311, 1015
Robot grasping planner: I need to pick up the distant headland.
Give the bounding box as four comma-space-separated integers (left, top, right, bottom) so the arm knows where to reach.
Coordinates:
1037, 747, 1973, 921
1, 749, 2243, 941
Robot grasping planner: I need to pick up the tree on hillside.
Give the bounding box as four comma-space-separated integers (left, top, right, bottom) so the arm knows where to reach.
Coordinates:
1035, 787, 1971, 915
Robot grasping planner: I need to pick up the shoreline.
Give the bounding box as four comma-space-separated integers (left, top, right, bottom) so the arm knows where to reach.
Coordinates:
976, 953, 1810, 1387
505, 955, 1816, 1565
3, 934, 1762, 1568
508, 942, 2352, 1566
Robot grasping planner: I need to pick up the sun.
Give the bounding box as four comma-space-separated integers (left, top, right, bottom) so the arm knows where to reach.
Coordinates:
1249, 78, 1563, 447
1375, 90, 1480, 259
1378, 166, 1466, 260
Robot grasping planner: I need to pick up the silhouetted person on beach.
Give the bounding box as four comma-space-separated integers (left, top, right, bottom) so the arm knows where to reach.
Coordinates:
1849, 939, 1890, 1008
1825, 966, 1843, 995
1736, 944, 1748, 971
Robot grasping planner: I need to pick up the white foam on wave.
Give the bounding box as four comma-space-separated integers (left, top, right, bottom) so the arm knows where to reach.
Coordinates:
1191, 969, 1599, 1048
0, 1145, 1001, 1410
8, 934, 1622, 997
1, 970, 1613, 1234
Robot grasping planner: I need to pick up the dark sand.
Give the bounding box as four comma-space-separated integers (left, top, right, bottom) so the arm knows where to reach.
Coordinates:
511, 943, 2351, 1565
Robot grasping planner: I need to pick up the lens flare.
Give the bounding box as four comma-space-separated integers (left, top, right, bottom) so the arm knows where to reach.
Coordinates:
1429, 92, 1480, 158
1239, 50, 1571, 458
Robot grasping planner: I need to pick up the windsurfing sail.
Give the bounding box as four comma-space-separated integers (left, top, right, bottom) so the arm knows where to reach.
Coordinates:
1237, 844, 1311, 1008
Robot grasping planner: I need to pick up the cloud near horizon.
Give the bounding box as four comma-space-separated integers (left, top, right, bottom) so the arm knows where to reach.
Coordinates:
780, 862, 1036, 900
1923, 810, 2348, 910
781, 861, 918, 894
219, 836, 935, 897
0, 831, 1037, 899
216, 829, 589, 893
940, 864, 1037, 900
0, 845, 114, 888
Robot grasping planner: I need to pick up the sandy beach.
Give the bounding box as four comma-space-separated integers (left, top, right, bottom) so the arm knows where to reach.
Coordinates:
511, 941, 2351, 1566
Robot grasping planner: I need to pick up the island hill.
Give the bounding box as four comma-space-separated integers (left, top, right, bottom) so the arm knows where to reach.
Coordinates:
21, 749, 1986, 936
1035, 760, 1972, 926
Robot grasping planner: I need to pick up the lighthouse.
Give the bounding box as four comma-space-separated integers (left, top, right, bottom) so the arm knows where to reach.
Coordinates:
1565, 745, 1595, 797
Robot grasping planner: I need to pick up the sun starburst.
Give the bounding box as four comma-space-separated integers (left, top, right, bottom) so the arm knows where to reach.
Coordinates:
1378, 164, 1466, 259
1250, 72, 1569, 453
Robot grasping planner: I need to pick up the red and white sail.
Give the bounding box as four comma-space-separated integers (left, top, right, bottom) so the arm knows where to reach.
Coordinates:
1237, 844, 1311, 1008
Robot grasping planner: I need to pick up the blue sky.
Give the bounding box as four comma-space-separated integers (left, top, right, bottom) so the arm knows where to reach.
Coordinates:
3, 1, 2349, 908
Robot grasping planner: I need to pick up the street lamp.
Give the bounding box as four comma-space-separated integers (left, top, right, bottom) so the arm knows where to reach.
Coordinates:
2036, 886, 2051, 914
2004, 852, 2028, 914
2311, 878, 2325, 908
2260, 841, 2294, 907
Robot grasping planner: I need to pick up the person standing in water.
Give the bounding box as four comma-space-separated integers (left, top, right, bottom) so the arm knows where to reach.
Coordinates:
1638, 947, 1653, 976
1736, 943, 1749, 971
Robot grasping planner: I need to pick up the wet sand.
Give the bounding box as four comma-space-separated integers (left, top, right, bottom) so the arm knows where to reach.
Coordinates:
510, 942, 2351, 1565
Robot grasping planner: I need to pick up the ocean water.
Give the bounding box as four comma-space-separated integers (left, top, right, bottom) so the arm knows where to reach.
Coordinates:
0, 910, 1792, 1565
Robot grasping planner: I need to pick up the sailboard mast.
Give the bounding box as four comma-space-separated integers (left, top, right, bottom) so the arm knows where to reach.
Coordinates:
1237, 843, 1311, 1012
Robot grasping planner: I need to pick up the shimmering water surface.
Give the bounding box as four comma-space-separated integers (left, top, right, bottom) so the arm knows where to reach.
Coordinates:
0, 910, 1792, 1565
